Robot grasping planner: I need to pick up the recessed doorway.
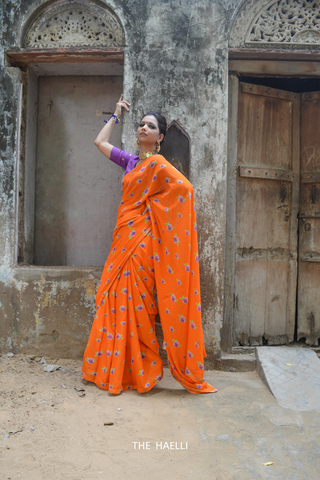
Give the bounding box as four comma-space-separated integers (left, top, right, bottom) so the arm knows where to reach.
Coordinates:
20, 63, 124, 267
225, 72, 320, 349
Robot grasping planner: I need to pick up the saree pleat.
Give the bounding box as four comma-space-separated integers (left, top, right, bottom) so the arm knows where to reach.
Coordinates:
82, 154, 216, 394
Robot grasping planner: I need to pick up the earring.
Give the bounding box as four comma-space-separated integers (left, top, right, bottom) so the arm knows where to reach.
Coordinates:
136, 138, 141, 148
156, 141, 161, 153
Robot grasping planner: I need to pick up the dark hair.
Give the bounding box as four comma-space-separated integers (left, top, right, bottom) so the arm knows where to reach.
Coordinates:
143, 112, 167, 144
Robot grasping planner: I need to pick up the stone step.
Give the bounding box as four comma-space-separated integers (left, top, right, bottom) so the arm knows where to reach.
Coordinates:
212, 353, 256, 372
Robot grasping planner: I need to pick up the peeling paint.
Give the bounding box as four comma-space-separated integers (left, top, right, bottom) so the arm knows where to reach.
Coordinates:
0, 266, 28, 291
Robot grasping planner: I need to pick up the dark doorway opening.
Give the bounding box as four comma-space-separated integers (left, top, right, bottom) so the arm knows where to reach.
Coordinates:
239, 75, 320, 93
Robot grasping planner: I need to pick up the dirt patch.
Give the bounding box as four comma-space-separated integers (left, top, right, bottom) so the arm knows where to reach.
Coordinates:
1, 353, 320, 480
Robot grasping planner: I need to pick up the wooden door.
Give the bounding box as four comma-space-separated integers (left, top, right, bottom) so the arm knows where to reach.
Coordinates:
298, 91, 320, 345
234, 83, 300, 346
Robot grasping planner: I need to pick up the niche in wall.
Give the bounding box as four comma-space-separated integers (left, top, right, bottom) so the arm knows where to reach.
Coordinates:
20, 63, 124, 267
160, 121, 190, 179
33, 68, 123, 266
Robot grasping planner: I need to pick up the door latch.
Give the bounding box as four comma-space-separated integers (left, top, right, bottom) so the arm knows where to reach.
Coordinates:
280, 184, 287, 203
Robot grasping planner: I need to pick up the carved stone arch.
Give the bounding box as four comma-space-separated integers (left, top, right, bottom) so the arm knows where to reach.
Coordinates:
230, 0, 320, 49
22, 0, 125, 49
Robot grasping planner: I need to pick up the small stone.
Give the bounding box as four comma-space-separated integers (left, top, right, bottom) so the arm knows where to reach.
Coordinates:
40, 357, 47, 364
30, 427, 35, 432
43, 364, 60, 373
3, 433, 9, 440
117, 408, 121, 411
3, 353, 14, 358
74, 387, 85, 392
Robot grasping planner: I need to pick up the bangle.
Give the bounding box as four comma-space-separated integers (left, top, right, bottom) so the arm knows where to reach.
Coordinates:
104, 114, 120, 124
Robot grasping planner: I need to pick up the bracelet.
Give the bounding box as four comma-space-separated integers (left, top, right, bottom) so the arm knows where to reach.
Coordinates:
104, 114, 120, 124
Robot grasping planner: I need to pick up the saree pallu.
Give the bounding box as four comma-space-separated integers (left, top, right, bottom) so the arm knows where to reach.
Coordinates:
82, 154, 216, 394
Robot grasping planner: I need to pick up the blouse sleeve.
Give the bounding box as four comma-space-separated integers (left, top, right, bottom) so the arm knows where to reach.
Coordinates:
109, 146, 132, 170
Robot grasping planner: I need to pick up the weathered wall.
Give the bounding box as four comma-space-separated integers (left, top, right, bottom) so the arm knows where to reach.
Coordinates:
121, 0, 241, 359
0, 267, 101, 356
0, 0, 243, 360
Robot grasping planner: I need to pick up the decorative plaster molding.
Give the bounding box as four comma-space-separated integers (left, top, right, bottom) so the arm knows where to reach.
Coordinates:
24, 1, 124, 49
230, 0, 320, 48
247, 0, 320, 44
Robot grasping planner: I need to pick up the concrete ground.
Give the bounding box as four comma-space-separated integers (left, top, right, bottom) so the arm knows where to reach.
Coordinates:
1, 353, 320, 480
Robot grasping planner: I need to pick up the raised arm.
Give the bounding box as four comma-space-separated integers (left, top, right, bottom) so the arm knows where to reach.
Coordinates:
94, 94, 130, 158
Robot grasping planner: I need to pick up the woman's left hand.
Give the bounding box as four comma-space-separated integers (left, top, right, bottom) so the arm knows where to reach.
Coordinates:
114, 94, 131, 118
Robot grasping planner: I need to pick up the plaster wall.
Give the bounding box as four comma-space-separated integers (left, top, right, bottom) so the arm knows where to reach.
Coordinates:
0, 0, 243, 361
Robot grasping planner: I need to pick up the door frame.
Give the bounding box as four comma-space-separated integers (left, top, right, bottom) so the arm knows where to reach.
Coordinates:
222, 56, 320, 352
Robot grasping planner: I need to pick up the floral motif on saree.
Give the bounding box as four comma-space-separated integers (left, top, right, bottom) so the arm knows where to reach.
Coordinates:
82, 154, 217, 394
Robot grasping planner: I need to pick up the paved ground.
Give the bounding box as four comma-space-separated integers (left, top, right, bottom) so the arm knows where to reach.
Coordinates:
1, 353, 320, 480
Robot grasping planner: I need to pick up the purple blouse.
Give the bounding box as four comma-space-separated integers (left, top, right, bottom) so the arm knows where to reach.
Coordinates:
109, 146, 139, 175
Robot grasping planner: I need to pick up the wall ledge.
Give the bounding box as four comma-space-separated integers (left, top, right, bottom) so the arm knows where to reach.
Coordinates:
12, 265, 103, 282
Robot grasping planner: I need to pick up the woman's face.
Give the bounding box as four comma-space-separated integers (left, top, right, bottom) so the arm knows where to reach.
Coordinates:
137, 115, 164, 150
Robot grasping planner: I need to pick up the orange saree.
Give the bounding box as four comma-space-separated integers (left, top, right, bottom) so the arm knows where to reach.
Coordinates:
82, 154, 217, 394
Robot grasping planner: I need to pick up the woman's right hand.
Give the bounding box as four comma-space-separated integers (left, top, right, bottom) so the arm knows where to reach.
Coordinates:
114, 94, 131, 118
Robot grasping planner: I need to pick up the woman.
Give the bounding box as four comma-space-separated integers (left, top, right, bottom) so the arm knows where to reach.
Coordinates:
82, 95, 216, 394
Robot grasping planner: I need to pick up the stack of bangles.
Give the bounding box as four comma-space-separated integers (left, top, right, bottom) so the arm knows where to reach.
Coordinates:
104, 114, 120, 124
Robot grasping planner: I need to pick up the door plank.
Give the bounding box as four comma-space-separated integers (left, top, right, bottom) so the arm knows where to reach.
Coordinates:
265, 262, 292, 345
234, 261, 267, 346
288, 87, 301, 337
298, 91, 320, 344
237, 86, 294, 171
237, 178, 292, 249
